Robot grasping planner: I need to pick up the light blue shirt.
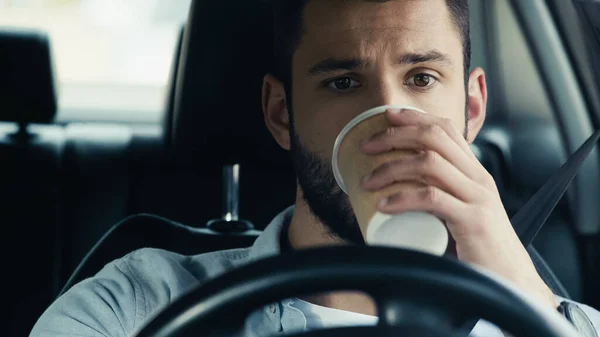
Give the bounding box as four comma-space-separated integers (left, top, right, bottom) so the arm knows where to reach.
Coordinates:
30, 206, 600, 337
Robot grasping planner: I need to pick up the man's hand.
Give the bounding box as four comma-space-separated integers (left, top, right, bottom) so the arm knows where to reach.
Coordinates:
359, 108, 558, 309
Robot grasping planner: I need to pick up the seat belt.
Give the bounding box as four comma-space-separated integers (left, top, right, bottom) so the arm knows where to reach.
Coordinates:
462, 129, 600, 333
512, 130, 600, 247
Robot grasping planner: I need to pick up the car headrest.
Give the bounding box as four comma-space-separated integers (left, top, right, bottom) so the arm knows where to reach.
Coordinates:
171, 0, 289, 170
0, 28, 57, 124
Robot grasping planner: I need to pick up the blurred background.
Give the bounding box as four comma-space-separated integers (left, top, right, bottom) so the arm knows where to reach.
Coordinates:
0, 0, 191, 123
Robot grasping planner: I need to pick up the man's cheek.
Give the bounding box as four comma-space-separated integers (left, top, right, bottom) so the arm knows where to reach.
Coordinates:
419, 99, 465, 124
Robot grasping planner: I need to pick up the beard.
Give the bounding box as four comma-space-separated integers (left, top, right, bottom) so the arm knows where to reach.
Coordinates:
289, 126, 366, 244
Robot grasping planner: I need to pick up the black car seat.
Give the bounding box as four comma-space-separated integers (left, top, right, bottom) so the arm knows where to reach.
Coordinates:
0, 28, 65, 337
171, 0, 296, 228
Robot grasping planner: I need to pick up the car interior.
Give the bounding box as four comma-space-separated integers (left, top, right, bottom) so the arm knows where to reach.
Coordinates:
1, 0, 600, 336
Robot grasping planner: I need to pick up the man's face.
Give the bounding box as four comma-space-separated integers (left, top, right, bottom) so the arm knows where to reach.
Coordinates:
283, 0, 473, 243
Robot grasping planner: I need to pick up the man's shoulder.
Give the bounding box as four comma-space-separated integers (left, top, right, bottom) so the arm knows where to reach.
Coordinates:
117, 246, 253, 298
30, 246, 253, 337
122, 246, 253, 278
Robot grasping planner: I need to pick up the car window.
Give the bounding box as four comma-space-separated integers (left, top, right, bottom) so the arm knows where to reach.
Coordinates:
0, 0, 191, 123
468, 0, 556, 124
494, 0, 555, 123
546, 0, 600, 121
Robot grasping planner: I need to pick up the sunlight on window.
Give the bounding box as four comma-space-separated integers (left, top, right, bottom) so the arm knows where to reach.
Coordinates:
0, 0, 191, 122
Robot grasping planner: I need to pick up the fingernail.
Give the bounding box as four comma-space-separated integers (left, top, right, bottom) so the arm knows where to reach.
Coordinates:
378, 197, 389, 207
387, 108, 403, 114
359, 139, 370, 146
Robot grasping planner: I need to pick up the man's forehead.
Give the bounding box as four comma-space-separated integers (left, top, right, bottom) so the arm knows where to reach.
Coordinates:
302, 0, 450, 30
297, 0, 460, 63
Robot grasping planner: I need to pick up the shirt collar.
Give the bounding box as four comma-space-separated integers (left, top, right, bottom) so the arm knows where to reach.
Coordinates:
247, 205, 294, 262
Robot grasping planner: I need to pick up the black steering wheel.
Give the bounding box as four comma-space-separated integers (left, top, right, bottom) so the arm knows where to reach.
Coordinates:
134, 246, 579, 337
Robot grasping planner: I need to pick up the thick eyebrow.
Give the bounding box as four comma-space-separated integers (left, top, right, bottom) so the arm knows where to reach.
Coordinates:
308, 50, 454, 76
308, 58, 367, 76
398, 50, 454, 66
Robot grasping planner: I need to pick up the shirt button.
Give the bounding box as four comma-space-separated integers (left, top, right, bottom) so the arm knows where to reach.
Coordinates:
270, 304, 276, 313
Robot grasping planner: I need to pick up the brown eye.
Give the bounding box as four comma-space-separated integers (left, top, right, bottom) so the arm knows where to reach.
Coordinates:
335, 78, 352, 89
414, 74, 431, 87
327, 77, 361, 91
406, 73, 438, 90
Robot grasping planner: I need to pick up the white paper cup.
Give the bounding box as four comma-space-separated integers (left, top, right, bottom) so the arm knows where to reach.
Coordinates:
332, 105, 449, 255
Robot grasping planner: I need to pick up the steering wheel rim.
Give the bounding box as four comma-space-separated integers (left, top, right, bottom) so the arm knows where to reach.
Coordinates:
134, 246, 579, 337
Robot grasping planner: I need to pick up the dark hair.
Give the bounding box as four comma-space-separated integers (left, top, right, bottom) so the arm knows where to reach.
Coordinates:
271, 0, 471, 90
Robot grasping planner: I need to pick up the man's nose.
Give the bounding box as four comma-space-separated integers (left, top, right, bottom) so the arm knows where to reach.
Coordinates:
369, 79, 415, 108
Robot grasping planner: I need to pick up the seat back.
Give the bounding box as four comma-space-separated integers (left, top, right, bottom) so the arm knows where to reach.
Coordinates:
171, 0, 295, 228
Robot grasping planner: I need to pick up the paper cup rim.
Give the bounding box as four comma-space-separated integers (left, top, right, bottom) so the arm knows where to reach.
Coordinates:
332, 104, 425, 194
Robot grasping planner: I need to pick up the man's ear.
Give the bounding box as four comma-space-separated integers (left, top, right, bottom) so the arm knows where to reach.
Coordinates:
262, 74, 291, 151
466, 67, 488, 143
